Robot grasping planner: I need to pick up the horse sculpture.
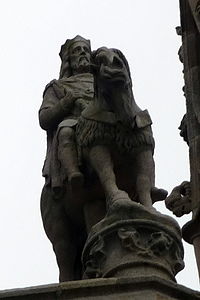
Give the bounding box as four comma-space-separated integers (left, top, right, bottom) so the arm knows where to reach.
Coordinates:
77, 47, 156, 209
40, 46, 167, 282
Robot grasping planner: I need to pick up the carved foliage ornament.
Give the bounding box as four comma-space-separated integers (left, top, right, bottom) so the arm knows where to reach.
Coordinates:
84, 235, 106, 278
84, 226, 184, 278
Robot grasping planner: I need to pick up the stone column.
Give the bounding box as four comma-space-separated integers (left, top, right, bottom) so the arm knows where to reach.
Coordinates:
82, 201, 184, 282
179, 0, 200, 280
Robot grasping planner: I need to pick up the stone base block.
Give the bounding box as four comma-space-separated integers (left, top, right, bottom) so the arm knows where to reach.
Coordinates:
0, 277, 199, 299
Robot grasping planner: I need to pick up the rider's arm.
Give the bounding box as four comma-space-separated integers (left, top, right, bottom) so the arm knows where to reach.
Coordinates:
39, 86, 74, 130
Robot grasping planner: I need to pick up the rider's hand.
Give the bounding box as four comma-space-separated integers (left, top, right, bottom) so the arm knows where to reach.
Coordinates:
60, 90, 77, 111
64, 89, 82, 102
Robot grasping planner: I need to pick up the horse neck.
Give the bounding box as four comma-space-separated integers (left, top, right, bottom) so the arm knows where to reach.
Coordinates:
96, 82, 141, 117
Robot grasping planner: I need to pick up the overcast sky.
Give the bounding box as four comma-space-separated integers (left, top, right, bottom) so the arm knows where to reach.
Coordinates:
0, 0, 199, 292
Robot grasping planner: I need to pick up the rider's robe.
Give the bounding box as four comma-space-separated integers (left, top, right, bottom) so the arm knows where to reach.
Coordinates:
39, 73, 94, 190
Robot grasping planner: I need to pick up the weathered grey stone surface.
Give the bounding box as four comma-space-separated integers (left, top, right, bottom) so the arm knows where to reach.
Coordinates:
165, 181, 192, 217
0, 277, 199, 299
82, 201, 184, 282
165, 0, 200, 280
39, 36, 168, 282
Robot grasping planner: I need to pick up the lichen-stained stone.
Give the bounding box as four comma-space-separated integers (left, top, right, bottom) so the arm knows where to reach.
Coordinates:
0, 277, 199, 299
39, 36, 168, 282
82, 201, 184, 282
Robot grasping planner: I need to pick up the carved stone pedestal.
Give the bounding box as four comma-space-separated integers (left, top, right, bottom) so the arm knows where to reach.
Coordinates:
82, 201, 184, 282
1, 277, 200, 299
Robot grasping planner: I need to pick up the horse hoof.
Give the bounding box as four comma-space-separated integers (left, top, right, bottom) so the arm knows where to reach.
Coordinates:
108, 191, 132, 207
151, 187, 168, 203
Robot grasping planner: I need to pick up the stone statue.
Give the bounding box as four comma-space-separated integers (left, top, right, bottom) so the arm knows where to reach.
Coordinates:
164, 27, 192, 218
76, 46, 161, 209
165, 5, 200, 279
39, 36, 93, 195
39, 35, 95, 281
39, 36, 184, 283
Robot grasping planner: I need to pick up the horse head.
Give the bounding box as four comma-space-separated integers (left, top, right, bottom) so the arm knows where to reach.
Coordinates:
92, 47, 140, 129
93, 47, 131, 87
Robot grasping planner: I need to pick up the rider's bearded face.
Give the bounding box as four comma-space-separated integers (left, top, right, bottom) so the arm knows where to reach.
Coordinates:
69, 41, 91, 74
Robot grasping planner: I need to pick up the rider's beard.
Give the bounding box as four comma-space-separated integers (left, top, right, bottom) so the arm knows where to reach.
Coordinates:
71, 57, 91, 74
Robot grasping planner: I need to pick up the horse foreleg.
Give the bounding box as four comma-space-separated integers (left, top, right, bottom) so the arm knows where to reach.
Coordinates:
89, 145, 130, 206
89, 145, 118, 196
88, 145, 134, 208
135, 149, 155, 208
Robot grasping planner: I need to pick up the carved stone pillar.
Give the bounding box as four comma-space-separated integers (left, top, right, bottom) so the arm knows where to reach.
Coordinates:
82, 201, 184, 282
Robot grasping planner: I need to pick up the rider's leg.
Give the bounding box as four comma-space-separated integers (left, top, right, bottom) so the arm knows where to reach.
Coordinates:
58, 126, 83, 188
135, 149, 155, 208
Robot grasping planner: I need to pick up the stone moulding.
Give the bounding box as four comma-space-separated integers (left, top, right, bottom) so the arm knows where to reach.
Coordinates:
0, 277, 199, 300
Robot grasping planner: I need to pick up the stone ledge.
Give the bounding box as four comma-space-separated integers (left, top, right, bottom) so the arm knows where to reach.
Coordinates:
0, 276, 199, 299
